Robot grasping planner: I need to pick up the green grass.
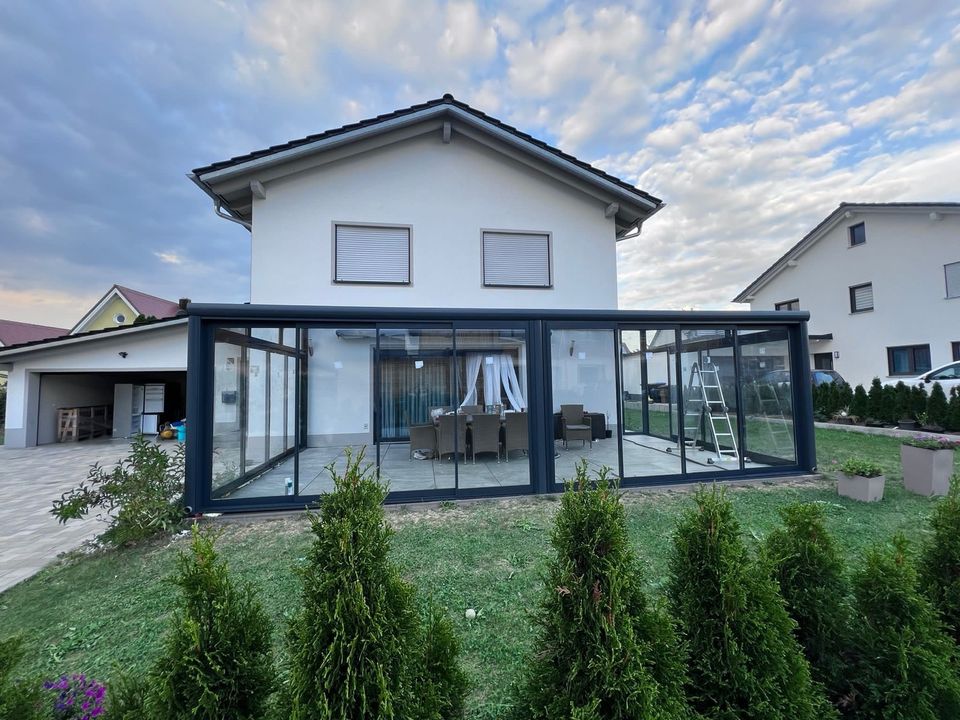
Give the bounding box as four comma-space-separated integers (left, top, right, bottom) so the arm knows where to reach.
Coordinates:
2, 427, 959, 718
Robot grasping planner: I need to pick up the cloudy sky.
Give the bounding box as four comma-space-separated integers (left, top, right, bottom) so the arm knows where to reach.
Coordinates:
2, 0, 958, 326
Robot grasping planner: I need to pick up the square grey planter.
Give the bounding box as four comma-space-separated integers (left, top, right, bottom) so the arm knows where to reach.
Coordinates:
838, 473, 885, 502
901, 444, 955, 496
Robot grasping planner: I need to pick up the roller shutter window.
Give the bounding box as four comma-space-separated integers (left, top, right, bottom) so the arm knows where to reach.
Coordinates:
945, 261, 960, 299
482, 231, 551, 287
849, 282, 874, 313
334, 225, 410, 284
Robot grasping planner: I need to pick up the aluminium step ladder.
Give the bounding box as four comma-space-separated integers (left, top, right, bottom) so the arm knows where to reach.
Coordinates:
681, 361, 739, 464
749, 381, 793, 458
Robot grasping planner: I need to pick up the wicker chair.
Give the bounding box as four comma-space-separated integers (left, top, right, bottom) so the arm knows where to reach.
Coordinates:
470, 413, 501, 463
437, 413, 468, 461
560, 404, 592, 449
503, 412, 528, 462
408, 423, 437, 460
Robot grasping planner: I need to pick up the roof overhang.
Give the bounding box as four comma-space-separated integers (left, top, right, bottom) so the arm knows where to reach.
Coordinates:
190, 100, 663, 239
733, 202, 960, 303
0, 317, 188, 361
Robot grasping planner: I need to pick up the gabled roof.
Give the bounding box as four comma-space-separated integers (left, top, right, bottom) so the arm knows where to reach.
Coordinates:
189, 94, 663, 238
70, 284, 180, 335
0, 319, 68, 347
733, 202, 960, 303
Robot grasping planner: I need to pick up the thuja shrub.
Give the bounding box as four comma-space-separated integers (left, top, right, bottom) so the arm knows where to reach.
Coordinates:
667, 486, 834, 720
509, 462, 690, 720
850, 535, 960, 719
51, 435, 184, 546
151, 525, 274, 720
926, 382, 950, 429
286, 448, 467, 720
0, 637, 48, 720
948, 388, 960, 432
763, 503, 854, 711
919, 476, 960, 644
849, 385, 868, 421
866, 378, 885, 422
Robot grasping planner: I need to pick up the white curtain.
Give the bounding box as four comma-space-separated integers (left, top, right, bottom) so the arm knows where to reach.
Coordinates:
500, 354, 526, 410
459, 353, 483, 407
460, 351, 526, 410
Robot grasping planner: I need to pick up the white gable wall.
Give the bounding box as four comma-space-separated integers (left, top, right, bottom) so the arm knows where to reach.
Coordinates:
748, 210, 960, 387
249, 132, 620, 309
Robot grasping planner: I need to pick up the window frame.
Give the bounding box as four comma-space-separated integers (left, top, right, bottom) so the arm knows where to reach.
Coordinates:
332, 222, 412, 286
480, 229, 553, 289
886, 344, 932, 377
952, 341, 960, 362
848, 222, 866, 247
849, 282, 874, 314
945, 261, 960, 299
774, 299, 800, 311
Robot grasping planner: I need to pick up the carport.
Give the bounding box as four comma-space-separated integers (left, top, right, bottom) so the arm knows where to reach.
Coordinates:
0, 318, 188, 448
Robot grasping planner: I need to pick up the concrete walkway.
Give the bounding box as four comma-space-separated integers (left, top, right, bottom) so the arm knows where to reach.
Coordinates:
0, 438, 132, 593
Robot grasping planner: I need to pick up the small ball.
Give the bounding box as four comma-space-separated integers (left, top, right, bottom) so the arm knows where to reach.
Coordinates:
465, 608, 476, 620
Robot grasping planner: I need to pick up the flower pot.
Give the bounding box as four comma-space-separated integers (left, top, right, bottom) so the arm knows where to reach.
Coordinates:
901, 444, 955, 496
897, 419, 918, 430
838, 473, 885, 502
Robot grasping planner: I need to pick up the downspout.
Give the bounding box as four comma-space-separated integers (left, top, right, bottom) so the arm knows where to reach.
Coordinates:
214, 199, 252, 230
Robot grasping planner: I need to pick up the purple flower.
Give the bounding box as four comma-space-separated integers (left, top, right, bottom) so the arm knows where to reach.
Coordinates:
42, 673, 107, 720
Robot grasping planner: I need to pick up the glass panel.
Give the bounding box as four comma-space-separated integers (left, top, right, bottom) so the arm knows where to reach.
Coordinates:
455, 328, 530, 489
739, 328, 796, 466
620, 329, 683, 478
298, 327, 376, 496
244, 348, 268, 470
211, 338, 243, 495
915, 346, 932, 373
286, 355, 296, 450
678, 329, 739, 474
550, 328, 618, 483
268, 352, 287, 458
377, 328, 454, 491
251, 327, 280, 344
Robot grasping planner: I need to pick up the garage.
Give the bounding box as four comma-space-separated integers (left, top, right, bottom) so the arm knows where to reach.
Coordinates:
0, 318, 188, 448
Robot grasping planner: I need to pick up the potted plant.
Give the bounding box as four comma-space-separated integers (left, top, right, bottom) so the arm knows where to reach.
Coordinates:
837, 457, 885, 502
901, 436, 958, 496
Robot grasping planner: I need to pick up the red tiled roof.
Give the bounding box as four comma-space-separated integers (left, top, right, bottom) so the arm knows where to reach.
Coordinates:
0, 319, 69, 346
115, 285, 180, 319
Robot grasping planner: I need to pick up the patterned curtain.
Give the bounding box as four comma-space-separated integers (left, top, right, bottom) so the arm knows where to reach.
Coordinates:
379, 356, 451, 440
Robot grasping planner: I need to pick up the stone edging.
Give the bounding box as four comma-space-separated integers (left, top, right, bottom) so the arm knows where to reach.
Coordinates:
815, 421, 956, 441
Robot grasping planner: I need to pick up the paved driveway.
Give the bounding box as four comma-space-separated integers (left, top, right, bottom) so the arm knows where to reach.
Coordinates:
0, 438, 133, 593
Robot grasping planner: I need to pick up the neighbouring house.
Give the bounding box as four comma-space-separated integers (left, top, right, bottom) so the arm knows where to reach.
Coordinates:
0, 319, 68, 348
0, 286, 188, 447
70, 284, 181, 334
734, 202, 960, 387
178, 94, 816, 513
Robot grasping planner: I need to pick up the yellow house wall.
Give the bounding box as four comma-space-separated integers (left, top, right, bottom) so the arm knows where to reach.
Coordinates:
81, 295, 137, 332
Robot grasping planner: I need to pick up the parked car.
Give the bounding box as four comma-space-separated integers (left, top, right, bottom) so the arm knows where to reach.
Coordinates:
759, 369, 847, 387
889, 361, 960, 393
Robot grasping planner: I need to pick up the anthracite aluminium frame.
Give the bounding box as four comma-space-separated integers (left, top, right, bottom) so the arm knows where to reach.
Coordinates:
184, 304, 816, 514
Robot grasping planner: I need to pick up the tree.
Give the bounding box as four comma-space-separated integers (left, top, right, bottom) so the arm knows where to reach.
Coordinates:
836, 382, 854, 415
509, 462, 691, 720
667, 486, 834, 720
911, 385, 929, 422
893, 381, 912, 421
919, 476, 960, 645
763, 503, 855, 713
850, 535, 960, 719
286, 449, 467, 720
151, 526, 274, 720
947, 388, 960, 432
849, 385, 868, 421
866, 378, 885, 422
0, 637, 47, 720
926, 382, 950, 429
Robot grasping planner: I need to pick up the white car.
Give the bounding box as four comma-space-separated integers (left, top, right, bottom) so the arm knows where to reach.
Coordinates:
894, 360, 960, 394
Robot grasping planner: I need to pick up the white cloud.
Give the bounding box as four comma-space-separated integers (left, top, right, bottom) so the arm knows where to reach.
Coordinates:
155, 251, 183, 265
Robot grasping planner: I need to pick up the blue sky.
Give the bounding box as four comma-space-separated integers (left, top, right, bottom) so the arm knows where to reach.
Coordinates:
2, 0, 958, 326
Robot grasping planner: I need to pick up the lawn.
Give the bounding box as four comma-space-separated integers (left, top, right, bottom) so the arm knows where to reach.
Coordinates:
1, 427, 959, 718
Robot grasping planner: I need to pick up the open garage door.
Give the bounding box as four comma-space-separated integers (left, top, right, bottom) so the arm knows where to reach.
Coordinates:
36, 371, 186, 445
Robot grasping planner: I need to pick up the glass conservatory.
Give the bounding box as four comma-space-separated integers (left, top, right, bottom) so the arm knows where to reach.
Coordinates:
184, 305, 816, 512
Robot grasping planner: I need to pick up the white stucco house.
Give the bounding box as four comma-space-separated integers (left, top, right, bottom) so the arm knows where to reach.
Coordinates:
1, 94, 661, 448
734, 202, 960, 387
